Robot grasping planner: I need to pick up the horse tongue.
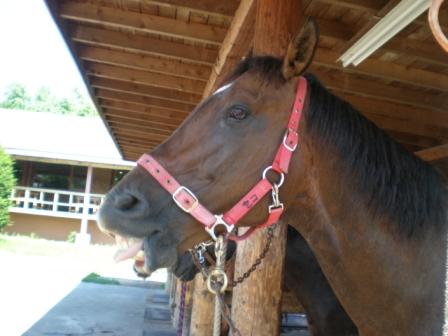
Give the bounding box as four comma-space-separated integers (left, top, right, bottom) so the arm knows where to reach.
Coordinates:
113, 237, 143, 263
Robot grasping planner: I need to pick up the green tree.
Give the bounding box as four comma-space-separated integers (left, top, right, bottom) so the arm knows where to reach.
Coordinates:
0, 84, 97, 117
0, 83, 31, 110
0, 147, 16, 231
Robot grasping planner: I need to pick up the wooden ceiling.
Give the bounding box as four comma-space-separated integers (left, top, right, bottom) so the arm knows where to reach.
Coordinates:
46, 0, 448, 174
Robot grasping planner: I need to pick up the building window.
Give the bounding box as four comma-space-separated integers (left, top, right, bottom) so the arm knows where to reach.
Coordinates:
112, 170, 127, 185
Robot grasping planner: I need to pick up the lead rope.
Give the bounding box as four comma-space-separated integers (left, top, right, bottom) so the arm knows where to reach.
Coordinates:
176, 281, 187, 336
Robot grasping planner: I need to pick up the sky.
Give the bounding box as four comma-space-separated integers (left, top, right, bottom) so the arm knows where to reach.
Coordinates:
0, 0, 90, 99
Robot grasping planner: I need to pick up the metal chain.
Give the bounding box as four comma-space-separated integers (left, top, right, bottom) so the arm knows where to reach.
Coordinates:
231, 223, 278, 287
189, 224, 279, 335
176, 281, 187, 336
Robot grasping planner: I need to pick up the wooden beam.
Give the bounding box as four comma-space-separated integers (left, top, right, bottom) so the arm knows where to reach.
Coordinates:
107, 119, 174, 136
98, 99, 189, 118
72, 25, 218, 65
90, 77, 202, 105
101, 102, 186, 122
313, 68, 448, 112
231, 1, 302, 335
145, 0, 239, 17
60, 2, 227, 45
202, 0, 256, 97
85, 62, 205, 94
106, 116, 177, 133
317, 0, 448, 30
316, 0, 387, 13
336, 93, 448, 129
114, 133, 166, 146
112, 127, 169, 142
119, 139, 159, 148
103, 107, 182, 128
119, 141, 159, 151
363, 112, 448, 141
317, 18, 448, 67
95, 88, 195, 112
416, 144, 448, 162
314, 48, 448, 92
79, 46, 211, 81
119, 143, 160, 155
386, 130, 442, 149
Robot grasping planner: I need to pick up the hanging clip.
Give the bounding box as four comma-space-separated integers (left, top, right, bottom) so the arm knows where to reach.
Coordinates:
268, 183, 284, 213
206, 235, 228, 294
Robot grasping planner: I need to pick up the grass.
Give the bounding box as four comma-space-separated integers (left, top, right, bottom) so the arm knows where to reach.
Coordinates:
0, 232, 115, 260
82, 272, 120, 285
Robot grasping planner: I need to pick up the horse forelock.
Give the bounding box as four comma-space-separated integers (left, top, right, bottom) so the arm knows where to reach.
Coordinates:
303, 73, 447, 238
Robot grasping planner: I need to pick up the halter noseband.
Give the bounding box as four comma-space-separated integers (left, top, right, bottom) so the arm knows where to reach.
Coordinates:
137, 77, 307, 241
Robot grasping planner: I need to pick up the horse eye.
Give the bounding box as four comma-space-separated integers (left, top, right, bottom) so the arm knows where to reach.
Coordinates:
228, 105, 249, 121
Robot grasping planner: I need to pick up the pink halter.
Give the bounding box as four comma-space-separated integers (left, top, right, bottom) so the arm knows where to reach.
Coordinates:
137, 77, 307, 241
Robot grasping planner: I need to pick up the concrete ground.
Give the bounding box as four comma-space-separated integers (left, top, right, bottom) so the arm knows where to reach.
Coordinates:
23, 281, 175, 336
0, 243, 167, 336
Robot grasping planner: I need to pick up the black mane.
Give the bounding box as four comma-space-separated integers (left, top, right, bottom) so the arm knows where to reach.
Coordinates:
232, 56, 447, 237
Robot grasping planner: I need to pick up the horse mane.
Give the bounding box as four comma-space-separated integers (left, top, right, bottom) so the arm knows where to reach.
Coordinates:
231, 56, 447, 238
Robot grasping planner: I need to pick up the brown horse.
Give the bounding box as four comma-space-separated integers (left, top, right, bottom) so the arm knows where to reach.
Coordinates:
98, 19, 448, 335
170, 225, 357, 336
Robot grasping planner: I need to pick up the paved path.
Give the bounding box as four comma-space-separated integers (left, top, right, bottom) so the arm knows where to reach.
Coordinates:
24, 281, 175, 336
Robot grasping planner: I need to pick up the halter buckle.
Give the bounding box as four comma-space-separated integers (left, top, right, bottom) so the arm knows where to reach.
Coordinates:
172, 186, 199, 213
205, 215, 234, 241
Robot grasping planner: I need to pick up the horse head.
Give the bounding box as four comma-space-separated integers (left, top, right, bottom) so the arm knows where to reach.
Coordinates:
98, 19, 319, 273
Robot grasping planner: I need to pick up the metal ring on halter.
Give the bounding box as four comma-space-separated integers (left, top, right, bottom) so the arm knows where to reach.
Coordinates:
205, 215, 235, 241
206, 268, 228, 294
262, 166, 285, 187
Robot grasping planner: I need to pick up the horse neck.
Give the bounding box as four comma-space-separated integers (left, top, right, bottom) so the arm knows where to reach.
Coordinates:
287, 138, 447, 335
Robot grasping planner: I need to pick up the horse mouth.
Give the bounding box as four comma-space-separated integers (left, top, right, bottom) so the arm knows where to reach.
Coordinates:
113, 237, 150, 276
113, 232, 179, 278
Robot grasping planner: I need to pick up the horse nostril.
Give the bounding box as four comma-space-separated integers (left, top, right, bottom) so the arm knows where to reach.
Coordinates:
114, 193, 139, 211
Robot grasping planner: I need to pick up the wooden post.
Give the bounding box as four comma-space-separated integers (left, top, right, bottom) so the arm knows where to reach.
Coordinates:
189, 274, 214, 335
231, 1, 303, 335
76, 165, 93, 245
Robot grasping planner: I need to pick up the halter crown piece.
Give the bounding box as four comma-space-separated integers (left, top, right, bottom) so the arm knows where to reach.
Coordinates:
137, 77, 307, 242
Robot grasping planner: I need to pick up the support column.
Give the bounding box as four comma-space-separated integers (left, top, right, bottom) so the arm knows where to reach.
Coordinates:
189, 274, 214, 335
231, 1, 303, 335
76, 165, 93, 245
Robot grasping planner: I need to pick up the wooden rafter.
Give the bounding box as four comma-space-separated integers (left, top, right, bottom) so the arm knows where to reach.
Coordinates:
60, 2, 227, 45
72, 26, 218, 65
104, 109, 183, 128
337, 93, 448, 130
314, 49, 448, 92
95, 88, 195, 112
107, 120, 173, 136
98, 99, 189, 118
202, 0, 256, 97
79, 46, 211, 81
317, 18, 448, 67
145, 0, 239, 18
416, 144, 448, 162
89, 77, 202, 104
313, 68, 448, 112
85, 62, 205, 94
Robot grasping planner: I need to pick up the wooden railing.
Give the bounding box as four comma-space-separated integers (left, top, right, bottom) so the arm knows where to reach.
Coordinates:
9, 186, 105, 220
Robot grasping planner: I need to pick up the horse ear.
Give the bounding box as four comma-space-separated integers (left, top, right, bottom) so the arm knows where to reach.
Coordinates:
282, 17, 319, 80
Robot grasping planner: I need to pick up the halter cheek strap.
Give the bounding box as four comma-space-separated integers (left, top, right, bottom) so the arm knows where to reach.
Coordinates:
137, 76, 307, 241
